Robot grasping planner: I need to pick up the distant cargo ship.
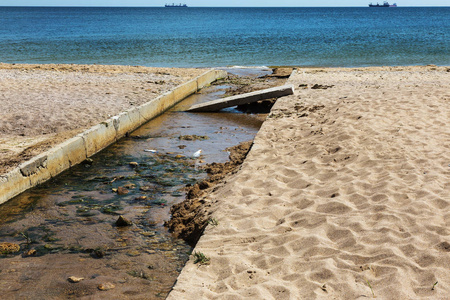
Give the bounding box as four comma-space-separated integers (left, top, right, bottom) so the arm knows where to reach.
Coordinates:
165, 3, 188, 7
369, 1, 397, 7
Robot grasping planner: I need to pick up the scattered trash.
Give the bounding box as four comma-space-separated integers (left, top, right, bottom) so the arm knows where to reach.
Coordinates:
144, 149, 158, 153
193, 149, 202, 158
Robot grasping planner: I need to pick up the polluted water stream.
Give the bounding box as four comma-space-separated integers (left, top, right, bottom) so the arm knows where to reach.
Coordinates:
0, 68, 272, 299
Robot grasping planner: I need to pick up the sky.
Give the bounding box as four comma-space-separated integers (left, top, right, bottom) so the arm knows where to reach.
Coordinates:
0, 0, 448, 6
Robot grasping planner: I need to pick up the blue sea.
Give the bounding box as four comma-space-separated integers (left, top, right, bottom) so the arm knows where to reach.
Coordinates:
0, 7, 448, 67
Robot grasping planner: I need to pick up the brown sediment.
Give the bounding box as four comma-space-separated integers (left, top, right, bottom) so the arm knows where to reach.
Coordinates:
166, 140, 253, 247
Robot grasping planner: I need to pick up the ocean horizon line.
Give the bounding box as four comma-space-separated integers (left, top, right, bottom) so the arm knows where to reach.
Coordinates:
1, 5, 449, 8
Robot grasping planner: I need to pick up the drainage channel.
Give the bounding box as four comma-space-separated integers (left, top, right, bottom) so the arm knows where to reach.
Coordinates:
0, 68, 270, 299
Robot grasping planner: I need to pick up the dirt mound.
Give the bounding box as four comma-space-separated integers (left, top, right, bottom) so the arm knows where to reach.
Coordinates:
165, 141, 253, 246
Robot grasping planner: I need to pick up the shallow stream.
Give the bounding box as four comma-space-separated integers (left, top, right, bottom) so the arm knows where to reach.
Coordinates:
0, 68, 269, 299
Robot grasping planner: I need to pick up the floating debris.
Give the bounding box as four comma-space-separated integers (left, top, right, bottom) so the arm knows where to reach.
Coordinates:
144, 149, 158, 153
193, 149, 202, 158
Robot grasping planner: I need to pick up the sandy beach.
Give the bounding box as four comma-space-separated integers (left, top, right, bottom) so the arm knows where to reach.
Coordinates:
168, 66, 450, 299
0, 63, 204, 174
1, 64, 449, 299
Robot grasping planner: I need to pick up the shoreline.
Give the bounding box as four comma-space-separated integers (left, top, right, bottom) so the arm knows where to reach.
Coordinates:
2, 62, 449, 72
167, 65, 449, 299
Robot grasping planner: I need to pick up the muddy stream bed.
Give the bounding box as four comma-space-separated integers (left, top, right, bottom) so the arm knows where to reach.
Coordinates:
0, 68, 286, 299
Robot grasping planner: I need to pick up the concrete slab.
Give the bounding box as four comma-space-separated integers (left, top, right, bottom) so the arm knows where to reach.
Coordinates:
185, 84, 295, 112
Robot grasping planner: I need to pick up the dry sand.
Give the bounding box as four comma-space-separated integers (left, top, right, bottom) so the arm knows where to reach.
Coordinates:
0, 63, 204, 174
168, 66, 450, 299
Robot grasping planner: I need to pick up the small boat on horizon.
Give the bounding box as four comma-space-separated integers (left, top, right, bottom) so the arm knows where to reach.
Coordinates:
369, 1, 397, 7
165, 3, 188, 7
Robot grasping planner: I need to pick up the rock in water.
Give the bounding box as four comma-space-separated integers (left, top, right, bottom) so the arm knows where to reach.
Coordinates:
117, 186, 129, 195
116, 215, 132, 227
91, 249, 105, 259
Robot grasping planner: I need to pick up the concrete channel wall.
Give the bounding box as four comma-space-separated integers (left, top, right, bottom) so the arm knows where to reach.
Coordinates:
0, 69, 227, 205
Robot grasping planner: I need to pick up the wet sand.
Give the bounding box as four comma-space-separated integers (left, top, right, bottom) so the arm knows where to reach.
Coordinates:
168, 66, 450, 299
0, 63, 205, 174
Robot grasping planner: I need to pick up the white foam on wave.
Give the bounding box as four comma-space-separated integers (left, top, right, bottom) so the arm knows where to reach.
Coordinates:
224, 65, 270, 69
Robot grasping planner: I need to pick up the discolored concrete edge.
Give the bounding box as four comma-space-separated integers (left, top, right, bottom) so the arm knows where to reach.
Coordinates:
0, 69, 227, 205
